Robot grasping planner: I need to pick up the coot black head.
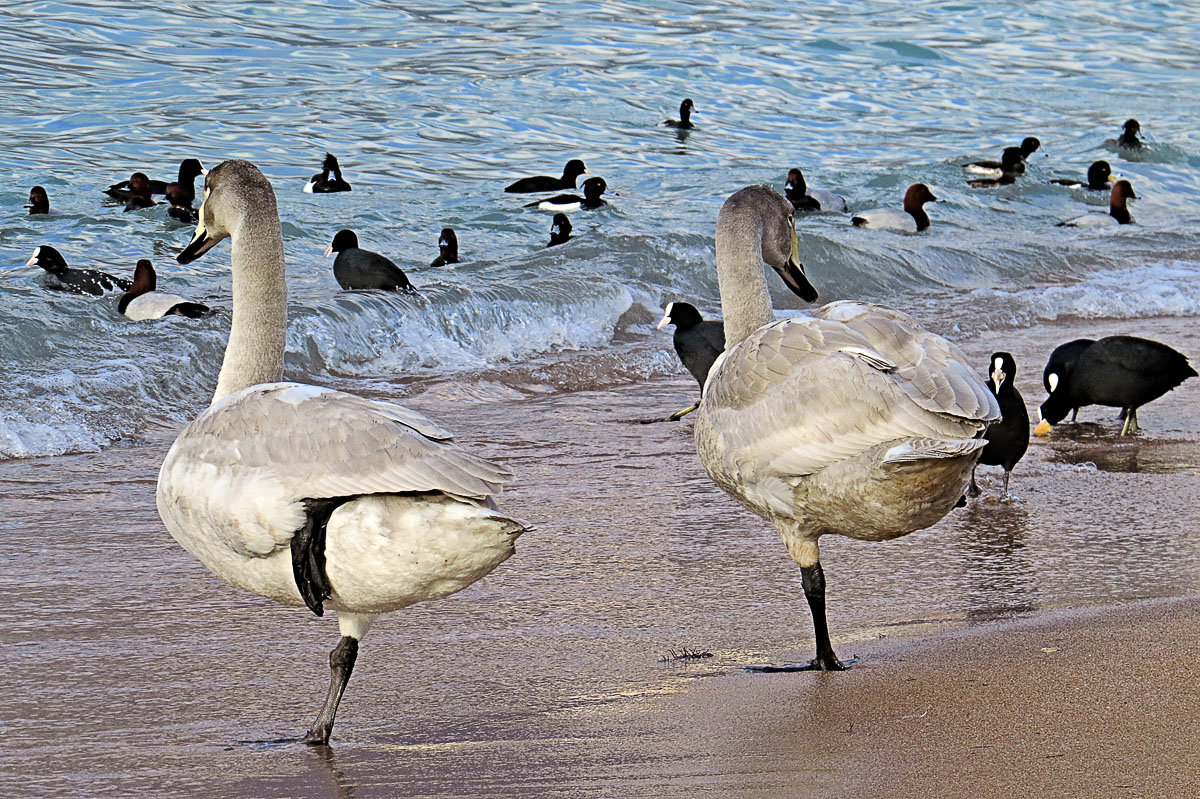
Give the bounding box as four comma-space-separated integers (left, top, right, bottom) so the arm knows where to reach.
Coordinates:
178, 159, 206, 183
325, 229, 359, 255
988, 352, 1018, 392
27, 245, 69, 275
27, 185, 49, 215
431, 228, 459, 266
548, 213, 573, 247
657, 301, 704, 330
562, 159, 589, 183
1020, 136, 1043, 158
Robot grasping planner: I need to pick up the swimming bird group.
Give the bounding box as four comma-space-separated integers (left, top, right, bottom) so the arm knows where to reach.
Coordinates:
15, 111, 1194, 745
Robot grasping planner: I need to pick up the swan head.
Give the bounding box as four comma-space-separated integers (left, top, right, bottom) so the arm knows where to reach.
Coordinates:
178, 160, 278, 264
721, 185, 816, 302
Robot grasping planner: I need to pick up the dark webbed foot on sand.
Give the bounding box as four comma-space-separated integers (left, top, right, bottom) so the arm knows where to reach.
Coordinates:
747, 655, 854, 673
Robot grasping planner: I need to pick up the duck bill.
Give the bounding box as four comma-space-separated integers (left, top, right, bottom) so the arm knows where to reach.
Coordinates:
1034, 419, 1053, 437
177, 213, 218, 264
773, 229, 818, 302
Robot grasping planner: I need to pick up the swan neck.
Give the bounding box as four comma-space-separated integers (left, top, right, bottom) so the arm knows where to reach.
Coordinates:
716, 218, 774, 347
213, 210, 287, 403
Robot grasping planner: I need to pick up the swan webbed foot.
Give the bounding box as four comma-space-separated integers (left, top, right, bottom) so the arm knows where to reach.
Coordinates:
746, 655, 854, 673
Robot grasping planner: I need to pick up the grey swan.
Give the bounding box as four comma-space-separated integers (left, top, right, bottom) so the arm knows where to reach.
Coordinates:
159, 160, 527, 744
693, 185, 998, 670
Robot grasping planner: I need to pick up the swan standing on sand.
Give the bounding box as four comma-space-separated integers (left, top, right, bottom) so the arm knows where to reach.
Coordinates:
159, 160, 527, 744
693, 185, 998, 670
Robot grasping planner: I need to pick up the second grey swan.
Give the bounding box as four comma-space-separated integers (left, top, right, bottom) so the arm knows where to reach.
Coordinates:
693, 185, 999, 670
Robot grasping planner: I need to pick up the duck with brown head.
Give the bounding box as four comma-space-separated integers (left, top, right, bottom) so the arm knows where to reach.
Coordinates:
163, 159, 527, 745
1056, 179, 1137, 226
430, 228, 459, 266
122, 172, 157, 211
117, 259, 211, 320
851, 183, 939, 232
26, 186, 50, 215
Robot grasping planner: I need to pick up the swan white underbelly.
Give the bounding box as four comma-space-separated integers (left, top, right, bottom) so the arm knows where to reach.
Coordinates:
157, 460, 523, 613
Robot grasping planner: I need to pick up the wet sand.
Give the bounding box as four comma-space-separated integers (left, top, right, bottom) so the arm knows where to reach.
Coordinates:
3, 313, 1199, 797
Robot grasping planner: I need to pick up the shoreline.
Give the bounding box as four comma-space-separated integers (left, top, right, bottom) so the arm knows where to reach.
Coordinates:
3, 313, 1199, 797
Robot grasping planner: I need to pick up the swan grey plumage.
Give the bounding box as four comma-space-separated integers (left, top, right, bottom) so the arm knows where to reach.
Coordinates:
693, 185, 998, 670
159, 160, 527, 744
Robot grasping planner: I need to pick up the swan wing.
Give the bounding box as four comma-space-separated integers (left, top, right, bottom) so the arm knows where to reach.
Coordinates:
173, 382, 510, 502
701, 314, 997, 481
814, 301, 1000, 422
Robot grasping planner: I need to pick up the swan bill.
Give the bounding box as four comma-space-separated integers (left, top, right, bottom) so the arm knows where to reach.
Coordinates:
772, 229, 818, 303
178, 203, 219, 264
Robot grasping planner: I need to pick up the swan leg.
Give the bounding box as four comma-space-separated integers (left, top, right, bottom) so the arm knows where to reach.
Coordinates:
801, 562, 846, 671
967, 465, 982, 497
303, 635, 359, 746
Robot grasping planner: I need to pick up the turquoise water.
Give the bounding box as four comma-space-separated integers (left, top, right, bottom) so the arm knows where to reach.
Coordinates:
3, 0, 1199, 456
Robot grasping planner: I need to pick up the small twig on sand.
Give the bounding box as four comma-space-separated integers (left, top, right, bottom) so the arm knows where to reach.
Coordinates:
659, 648, 714, 662
901, 705, 931, 719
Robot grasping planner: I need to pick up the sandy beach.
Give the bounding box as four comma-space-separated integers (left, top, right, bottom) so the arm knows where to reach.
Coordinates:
3, 313, 1199, 797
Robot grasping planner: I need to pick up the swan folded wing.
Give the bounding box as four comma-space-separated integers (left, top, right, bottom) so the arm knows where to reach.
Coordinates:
176, 382, 510, 515
703, 317, 992, 481
815, 302, 1000, 422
